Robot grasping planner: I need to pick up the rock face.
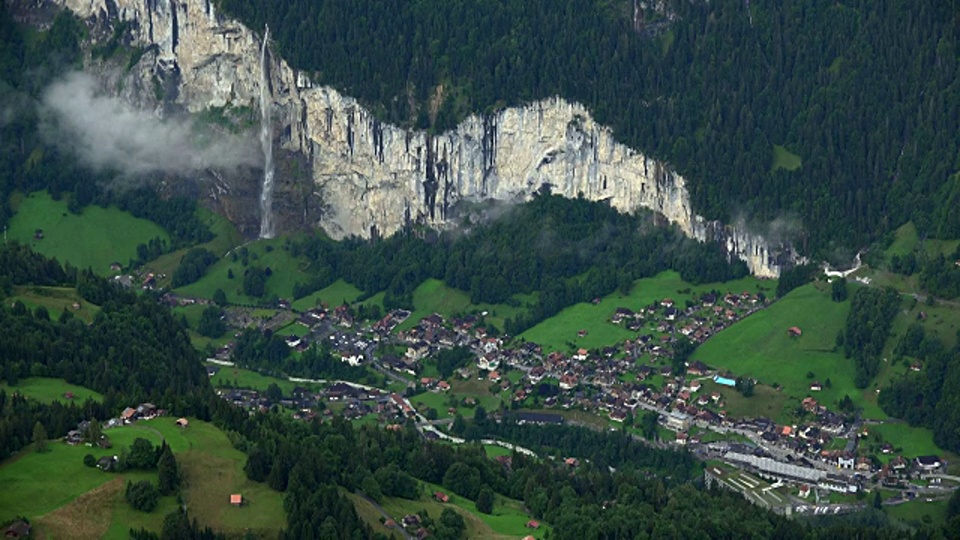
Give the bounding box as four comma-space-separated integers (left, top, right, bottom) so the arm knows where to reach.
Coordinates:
53, 0, 794, 277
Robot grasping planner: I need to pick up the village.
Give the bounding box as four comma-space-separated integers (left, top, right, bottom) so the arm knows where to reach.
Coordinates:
189, 284, 960, 517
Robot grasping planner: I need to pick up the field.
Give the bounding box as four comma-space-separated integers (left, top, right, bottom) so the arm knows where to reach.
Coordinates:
0, 377, 103, 404
771, 144, 802, 172
691, 282, 888, 419
0, 417, 286, 538
176, 236, 312, 304
700, 379, 789, 423
395, 278, 530, 332
8, 285, 100, 323
376, 479, 548, 539
521, 270, 775, 352
207, 362, 308, 395
145, 207, 245, 288
8, 191, 169, 273
866, 423, 952, 462
885, 498, 949, 528
292, 279, 363, 311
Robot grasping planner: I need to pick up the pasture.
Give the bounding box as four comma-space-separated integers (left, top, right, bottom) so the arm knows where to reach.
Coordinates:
0, 377, 103, 404
8, 285, 100, 323
292, 279, 363, 311
0, 417, 286, 538
771, 144, 802, 172
691, 283, 887, 419
395, 278, 530, 333
8, 191, 169, 273
176, 236, 312, 304
521, 270, 775, 352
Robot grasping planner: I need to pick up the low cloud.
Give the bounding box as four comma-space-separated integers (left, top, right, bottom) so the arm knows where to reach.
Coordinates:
39, 72, 260, 177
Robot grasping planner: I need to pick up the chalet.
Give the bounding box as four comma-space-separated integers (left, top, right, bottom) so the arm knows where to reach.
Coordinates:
120, 407, 137, 422
137, 403, 158, 418
612, 307, 634, 324
798, 485, 811, 498
711, 392, 722, 402
664, 411, 690, 431
916, 455, 942, 471
478, 353, 499, 371
910, 362, 922, 372
688, 380, 703, 392
488, 371, 502, 383
809, 381, 822, 392
788, 326, 803, 337
176, 418, 189, 428
675, 432, 688, 445
661, 298, 675, 308
609, 409, 627, 422
230, 494, 243, 507
664, 307, 678, 321
573, 348, 588, 361
526, 520, 541, 529
205, 365, 220, 377
437, 381, 451, 392
687, 361, 710, 376
402, 515, 421, 528
66, 430, 83, 445
434, 491, 450, 503
838, 454, 855, 469
559, 374, 579, 390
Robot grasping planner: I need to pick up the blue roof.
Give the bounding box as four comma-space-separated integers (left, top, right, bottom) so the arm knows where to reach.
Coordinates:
713, 375, 736, 387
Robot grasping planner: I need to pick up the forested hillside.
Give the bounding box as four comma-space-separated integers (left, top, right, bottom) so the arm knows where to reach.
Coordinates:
215, 0, 960, 255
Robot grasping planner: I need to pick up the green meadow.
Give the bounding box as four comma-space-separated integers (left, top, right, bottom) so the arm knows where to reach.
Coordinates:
292, 279, 363, 310
0, 417, 286, 538
145, 207, 244, 288
8, 285, 101, 323
8, 191, 169, 273
691, 283, 885, 419
0, 377, 103, 404
521, 270, 775, 352
395, 278, 530, 333
206, 362, 308, 395
176, 236, 312, 304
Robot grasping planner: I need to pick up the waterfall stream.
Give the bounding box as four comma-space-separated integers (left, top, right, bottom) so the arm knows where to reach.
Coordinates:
258, 25, 275, 239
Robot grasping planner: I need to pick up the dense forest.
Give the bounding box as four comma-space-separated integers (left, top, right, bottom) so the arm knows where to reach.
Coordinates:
291, 192, 748, 333
842, 287, 902, 387
214, 0, 960, 257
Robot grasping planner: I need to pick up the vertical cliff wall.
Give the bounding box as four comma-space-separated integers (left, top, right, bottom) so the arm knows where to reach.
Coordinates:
53, 0, 794, 277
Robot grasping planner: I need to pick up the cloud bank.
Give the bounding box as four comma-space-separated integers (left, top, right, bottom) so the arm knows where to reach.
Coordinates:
40, 72, 260, 177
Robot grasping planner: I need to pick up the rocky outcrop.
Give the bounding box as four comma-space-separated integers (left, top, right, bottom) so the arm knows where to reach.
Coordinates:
53, 0, 794, 277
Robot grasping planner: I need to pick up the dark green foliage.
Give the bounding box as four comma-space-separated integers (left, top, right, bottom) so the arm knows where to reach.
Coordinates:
671, 338, 696, 375
172, 248, 217, 288
434, 508, 466, 540
32, 421, 47, 452
116, 189, 213, 249
84, 453, 96, 467
831, 278, 848, 302
212, 289, 227, 307
843, 287, 900, 387
435, 347, 473, 379
442, 462, 482, 500
242, 267, 267, 297
157, 442, 180, 495
373, 464, 420, 500
197, 305, 226, 338
264, 382, 282, 403
736, 377, 756, 398
126, 437, 158, 470
126, 480, 160, 512
231, 330, 375, 384
776, 264, 818, 298
919, 249, 960, 299
294, 195, 746, 333
475, 486, 495, 514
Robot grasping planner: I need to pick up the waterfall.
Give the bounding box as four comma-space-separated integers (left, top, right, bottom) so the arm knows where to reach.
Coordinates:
258, 25, 275, 239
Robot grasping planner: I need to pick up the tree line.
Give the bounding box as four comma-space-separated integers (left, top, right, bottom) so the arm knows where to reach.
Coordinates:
214, 0, 960, 258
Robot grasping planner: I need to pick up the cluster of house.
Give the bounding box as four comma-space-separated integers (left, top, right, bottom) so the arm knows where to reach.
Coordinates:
64, 419, 110, 448
610, 291, 766, 344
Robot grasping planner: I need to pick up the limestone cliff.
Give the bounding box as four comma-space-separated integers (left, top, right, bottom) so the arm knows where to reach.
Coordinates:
53, 0, 794, 277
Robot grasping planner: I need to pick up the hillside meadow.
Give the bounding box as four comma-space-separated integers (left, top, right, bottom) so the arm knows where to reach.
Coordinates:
8, 191, 169, 273
0, 416, 286, 538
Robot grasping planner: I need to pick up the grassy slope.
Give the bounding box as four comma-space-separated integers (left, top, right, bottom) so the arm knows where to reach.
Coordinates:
691, 282, 887, 419
0, 377, 103, 404
0, 418, 285, 538
521, 270, 775, 352
291, 279, 363, 311
8, 285, 101, 323
8, 191, 169, 273
176, 236, 311, 303
145, 207, 245, 288
395, 278, 529, 333
206, 362, 310, 395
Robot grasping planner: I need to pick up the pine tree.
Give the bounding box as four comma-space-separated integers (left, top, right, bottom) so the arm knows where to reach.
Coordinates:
32, 421, 48, 453
157, 442, 180, 496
